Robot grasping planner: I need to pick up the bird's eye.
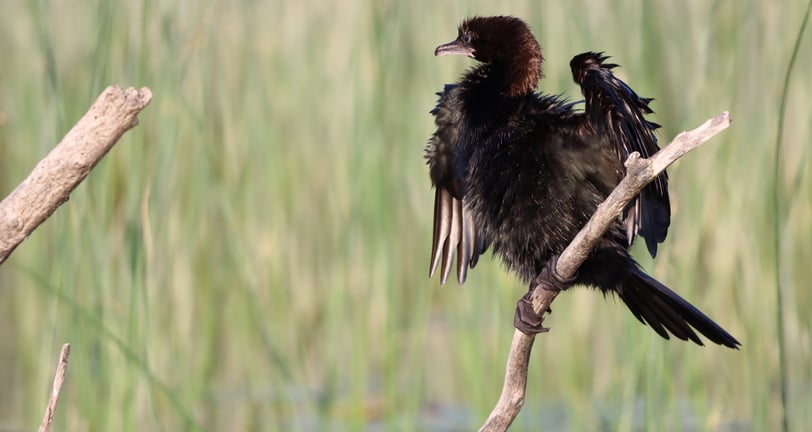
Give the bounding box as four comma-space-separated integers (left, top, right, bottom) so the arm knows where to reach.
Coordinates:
462, 32, 472, 43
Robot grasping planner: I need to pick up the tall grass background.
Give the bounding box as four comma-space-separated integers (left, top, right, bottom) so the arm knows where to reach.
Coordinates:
0, 1, 810, 430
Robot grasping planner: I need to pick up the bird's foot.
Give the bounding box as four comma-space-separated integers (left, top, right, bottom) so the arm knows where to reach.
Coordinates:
513, 255, 577, 335
514, 291, 550, 334
533, 254, 577, 292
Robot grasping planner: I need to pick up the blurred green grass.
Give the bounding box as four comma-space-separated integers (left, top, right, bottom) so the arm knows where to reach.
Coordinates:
0, 0, 810, 430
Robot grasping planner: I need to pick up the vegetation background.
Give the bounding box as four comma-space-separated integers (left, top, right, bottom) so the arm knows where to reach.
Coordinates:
1, 1, 810, 430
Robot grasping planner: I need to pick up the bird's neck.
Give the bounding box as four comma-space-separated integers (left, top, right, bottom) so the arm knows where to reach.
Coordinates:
504, 60, 542, 96
467, 60, 542, 97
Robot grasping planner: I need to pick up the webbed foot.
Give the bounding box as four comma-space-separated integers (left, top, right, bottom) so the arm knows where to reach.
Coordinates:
513, 255, 577, 335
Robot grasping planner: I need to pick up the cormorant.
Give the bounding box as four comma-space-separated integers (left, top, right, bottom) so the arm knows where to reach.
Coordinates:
425, 16, 739, 348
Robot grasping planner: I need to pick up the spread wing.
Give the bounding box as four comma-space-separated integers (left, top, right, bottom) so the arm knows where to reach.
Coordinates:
425, 85, 487, 284
570, 52, 671, 257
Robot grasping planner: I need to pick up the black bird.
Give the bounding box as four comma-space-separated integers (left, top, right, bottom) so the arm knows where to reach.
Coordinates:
425, 16, 739, 348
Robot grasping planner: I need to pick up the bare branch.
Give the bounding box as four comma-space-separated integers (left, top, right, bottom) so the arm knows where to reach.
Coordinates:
38, 343, 71, 432
0, 86, 153, 265
479, 112, 732, 431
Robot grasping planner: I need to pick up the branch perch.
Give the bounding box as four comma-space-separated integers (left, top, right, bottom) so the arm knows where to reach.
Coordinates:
0, 86, 152, 265
38, 343, 71, 432
479, 112, 732, 431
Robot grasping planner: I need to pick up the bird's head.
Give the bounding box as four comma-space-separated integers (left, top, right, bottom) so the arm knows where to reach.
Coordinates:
435, 16, 543, 95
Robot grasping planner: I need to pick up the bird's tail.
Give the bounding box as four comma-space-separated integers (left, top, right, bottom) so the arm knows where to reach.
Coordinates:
616, 266, 740, 348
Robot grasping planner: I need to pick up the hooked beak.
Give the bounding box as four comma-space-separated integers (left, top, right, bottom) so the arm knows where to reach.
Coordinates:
434, 40, 475, 57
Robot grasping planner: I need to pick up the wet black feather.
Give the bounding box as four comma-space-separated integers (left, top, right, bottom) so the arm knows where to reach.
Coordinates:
425, 16, 739, 348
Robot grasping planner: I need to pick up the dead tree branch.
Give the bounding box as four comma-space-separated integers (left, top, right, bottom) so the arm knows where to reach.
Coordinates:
479, 112, 732, 431
0, 86, 152, 265
38, 343, 71, 432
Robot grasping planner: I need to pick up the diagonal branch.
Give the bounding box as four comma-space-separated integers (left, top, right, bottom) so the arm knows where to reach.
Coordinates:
479, 112, 732, 432
38, 343, 71, 432
0, 86, 152, 265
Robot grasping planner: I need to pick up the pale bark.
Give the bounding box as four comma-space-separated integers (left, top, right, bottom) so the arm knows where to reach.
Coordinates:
0, 86, 152, 264
38, 344, 71, 432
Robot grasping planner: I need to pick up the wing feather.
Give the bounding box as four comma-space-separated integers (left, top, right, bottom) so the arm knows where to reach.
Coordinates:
425, 85, 487, 284
570, 52, 671, 257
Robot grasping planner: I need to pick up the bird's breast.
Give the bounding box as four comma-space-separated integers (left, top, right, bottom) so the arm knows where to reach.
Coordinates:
462, 129, 586, 282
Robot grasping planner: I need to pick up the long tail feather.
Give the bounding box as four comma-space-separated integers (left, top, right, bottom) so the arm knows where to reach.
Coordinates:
617, 267, 740, 348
